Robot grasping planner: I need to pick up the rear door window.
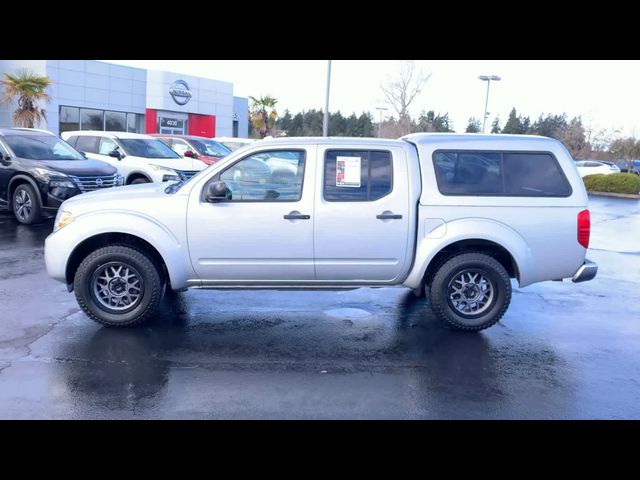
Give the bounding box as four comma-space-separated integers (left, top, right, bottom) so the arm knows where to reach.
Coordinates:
323, 149, 393, 201
75, 136, 99, 154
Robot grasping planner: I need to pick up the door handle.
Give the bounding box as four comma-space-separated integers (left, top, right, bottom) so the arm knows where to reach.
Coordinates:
284, 211, 310, 220
376, 212, 403, 220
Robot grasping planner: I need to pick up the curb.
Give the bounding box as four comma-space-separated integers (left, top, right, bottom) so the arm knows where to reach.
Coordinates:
588, 191, 640, 199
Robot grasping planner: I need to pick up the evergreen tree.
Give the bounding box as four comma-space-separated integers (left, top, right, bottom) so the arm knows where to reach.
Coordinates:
279, 109, 292, 133
502, 108, 526, 134
288, 112, 304, 136
490, 117, 501, 134
465, 117, 481, 133
358, 112, 374, 137
345, 113, 359, 136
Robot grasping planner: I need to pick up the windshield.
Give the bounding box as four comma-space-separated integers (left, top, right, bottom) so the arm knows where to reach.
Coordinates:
120, 139, 181, 159
190, 139, 231, 158
4, 135, 85, 161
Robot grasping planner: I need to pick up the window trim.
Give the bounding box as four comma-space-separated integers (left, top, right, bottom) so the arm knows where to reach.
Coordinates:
322, 148, 394, 202
202, 148, 308, 203
432, 149, 573, 198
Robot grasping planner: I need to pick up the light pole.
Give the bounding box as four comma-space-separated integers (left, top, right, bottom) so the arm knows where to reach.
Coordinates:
478, 75, 501, 133
323, 60, 332, 137
376, 107, 388, 137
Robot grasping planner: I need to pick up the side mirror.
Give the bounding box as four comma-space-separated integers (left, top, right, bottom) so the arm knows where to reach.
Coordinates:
108, 149, 122, 160
205, 181, 231, 203
184, 150, 197, 158
0, 154, 11, 164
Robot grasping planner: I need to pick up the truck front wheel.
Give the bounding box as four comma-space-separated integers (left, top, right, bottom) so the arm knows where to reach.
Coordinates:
428, 252, 511, 331
73, 245, 163, 327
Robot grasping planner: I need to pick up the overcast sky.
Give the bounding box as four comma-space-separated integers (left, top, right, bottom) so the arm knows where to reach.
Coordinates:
105, 60, 640, 136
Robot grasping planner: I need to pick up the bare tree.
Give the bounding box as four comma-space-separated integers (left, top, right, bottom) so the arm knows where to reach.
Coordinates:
380, 61, 431, 136
610, 137, 640, 172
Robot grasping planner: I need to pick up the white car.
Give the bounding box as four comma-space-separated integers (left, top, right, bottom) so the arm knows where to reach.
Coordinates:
212, 137, 255, 151
575, 160, 620, 178
61, 131, 206, 184
45, 134, 597, 331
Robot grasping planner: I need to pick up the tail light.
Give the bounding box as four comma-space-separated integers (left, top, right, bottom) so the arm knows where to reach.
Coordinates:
578, 209, 590, 248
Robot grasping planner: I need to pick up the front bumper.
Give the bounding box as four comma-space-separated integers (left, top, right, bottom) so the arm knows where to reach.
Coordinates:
44, 229, 72, 284
571, 259, 598, 283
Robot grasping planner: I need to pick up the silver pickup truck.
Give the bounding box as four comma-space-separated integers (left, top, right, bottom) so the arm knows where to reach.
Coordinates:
44, 133, 597, 331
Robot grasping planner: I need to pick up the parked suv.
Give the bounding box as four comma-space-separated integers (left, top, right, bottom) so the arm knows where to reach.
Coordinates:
61, 131, 206, 184
45, 134, 597, 331
152, 134, 231, 165
616, 159, 640, 175
0, 128, 119, 224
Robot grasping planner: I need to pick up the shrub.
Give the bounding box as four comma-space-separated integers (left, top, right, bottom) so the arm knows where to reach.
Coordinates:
583, 173, 640, 194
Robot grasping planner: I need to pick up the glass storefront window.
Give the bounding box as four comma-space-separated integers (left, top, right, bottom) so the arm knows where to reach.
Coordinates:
127, 113, 137, 133
59, 106, 80, 133
127, 113, 145, 133
105, 111, 127, 131
60, 106, 144, 133
81, 108, 104, 130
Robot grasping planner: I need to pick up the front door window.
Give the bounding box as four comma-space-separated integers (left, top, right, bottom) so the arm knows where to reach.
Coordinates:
218, 150, 305, 201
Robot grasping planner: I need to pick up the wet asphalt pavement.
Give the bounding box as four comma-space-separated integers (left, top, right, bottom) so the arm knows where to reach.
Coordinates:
0, 195, 638, 419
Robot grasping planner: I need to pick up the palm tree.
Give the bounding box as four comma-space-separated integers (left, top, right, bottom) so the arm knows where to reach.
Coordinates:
0, 69, 52, 128
249, 95, 278, 138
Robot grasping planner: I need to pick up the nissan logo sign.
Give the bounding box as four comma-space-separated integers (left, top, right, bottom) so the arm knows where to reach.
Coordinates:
169, 80, 192, 105
95, 178, 103, 186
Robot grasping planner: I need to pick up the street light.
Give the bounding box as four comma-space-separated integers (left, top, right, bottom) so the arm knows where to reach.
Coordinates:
375, 107, 388, 137
478, 74, 501, 133
323, 60, 332, 137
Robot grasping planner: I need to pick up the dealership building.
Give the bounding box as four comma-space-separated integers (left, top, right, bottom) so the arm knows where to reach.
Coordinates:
0, 60, 249, 138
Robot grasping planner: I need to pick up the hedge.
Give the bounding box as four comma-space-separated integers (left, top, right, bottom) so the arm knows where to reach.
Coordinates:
582, 173, 640, 195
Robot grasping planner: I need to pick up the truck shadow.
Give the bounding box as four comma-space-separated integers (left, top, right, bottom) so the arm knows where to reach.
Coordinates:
54, 289, 567, 418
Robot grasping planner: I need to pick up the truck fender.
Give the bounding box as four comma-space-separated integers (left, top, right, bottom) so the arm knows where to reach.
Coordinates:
403, 218, 534, 289
66, 210, 194, 290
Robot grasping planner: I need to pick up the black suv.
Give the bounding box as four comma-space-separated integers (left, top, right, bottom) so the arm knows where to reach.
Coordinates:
0, 128, 120, 224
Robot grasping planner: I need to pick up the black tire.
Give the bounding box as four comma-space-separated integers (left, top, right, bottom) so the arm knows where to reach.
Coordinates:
12, 183, 42, 225
73, 245, 163, 327
428, 252, 511, 331
130, 177, 150, 185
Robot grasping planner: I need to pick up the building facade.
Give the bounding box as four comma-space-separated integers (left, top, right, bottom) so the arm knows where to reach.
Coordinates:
0, 60, 249, 138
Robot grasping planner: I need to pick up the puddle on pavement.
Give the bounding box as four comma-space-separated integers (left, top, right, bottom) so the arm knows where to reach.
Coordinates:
324, 307, 373, 319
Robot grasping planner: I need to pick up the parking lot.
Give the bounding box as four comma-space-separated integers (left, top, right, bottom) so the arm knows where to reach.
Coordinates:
0, 194, 638, 419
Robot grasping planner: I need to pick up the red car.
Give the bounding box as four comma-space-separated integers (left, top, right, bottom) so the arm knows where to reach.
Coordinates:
152, 134, 232, 166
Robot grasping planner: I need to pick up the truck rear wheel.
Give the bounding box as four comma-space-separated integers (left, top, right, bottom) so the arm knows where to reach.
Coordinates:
428, 252, 511, 331
73, 245, 163, 327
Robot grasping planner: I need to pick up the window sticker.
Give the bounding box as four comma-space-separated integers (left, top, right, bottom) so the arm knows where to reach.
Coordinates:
336, 156, 361, 187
